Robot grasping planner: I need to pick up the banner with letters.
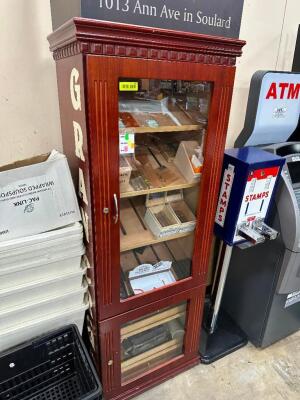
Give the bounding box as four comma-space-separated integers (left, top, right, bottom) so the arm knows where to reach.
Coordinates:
51, 0, 244, 38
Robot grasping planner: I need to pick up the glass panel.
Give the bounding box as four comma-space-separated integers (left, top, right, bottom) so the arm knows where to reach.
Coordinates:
119, 79, 212, 300
121, 302, 187, 383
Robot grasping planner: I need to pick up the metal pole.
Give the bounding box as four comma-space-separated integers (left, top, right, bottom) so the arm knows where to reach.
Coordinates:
210, 243, 233, 334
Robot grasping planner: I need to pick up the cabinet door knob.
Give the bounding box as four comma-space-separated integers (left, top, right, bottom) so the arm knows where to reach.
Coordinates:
113, 194, 119, 224
108, 360, 113, 366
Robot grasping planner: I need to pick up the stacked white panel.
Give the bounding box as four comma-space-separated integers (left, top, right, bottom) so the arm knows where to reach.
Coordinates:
0, 223, 87, 351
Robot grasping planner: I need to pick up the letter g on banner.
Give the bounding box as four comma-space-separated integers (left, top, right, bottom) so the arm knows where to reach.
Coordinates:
70, 68, 82, 111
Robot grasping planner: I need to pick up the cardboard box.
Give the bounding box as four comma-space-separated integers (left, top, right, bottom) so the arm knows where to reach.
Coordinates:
120, 156, 132, 193
0, 150, 81, 242
174, 141, 202, 183
128, 261, 176, 295
144, 192, 179, 238
144, 190, 196, 238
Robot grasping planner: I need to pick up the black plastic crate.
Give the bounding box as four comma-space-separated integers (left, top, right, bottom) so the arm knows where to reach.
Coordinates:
0, 325, 102, 400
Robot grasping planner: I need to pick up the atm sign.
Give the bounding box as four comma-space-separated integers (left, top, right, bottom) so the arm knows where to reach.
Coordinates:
266, 82, 300, 100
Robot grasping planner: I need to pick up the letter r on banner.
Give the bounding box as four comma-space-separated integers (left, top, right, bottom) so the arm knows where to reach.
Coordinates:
73, 121, 85, 162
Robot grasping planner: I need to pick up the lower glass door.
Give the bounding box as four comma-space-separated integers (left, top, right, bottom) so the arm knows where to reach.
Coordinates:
120, 302, 187, 383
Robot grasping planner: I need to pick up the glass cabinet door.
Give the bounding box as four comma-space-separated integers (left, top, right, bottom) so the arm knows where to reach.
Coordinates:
119, 79, 212, 300
120, 302, 187, 383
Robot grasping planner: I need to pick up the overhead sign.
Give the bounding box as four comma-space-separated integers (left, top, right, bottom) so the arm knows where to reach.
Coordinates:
51, 0, 244, 38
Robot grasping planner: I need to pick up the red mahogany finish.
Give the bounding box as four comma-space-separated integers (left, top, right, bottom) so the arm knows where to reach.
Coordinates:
99, 286, 205, 399
48, 18, 245, 400
85, 56, 237, 319
49, 18, 244, 64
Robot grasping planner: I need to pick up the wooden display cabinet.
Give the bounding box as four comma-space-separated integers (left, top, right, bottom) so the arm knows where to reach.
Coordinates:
48, 18, 245, 400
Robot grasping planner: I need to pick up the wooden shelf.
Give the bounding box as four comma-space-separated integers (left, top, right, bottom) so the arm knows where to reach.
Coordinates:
121, 304, 185, 378
121, 230, 193, 253
121, 304, 186, 340
120, 242, 192, 299
120, 147, 200, 199
120, 181, 197, 199
121, 338, 182, 374
120, 124, 201, 134
120, 198, 193, 252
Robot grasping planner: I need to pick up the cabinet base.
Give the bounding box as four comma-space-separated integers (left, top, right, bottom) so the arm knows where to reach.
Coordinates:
104, 356, 199, 400
199, 310, 248, 364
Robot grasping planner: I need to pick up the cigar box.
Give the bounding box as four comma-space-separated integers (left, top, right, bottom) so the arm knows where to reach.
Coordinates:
120, 156, 132, 193
144, 191, 196, 238
174, 141, 202, 183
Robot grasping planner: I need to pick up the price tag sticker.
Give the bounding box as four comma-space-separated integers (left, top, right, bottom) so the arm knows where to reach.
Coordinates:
120, 130, 135, 154
119, 81, 139, 91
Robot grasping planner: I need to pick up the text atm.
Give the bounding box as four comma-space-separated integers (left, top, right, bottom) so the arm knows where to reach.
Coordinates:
223, 71, 300, 347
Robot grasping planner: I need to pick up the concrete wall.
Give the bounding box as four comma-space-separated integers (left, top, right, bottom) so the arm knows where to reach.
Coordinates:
0, 0, 299, 166
0, 0, 62, 166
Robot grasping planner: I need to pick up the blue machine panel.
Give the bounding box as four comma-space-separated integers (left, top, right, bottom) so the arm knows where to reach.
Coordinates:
215, 147, 285, 245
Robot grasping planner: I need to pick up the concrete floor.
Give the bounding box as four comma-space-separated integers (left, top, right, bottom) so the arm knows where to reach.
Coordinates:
136, 331, 300, 400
